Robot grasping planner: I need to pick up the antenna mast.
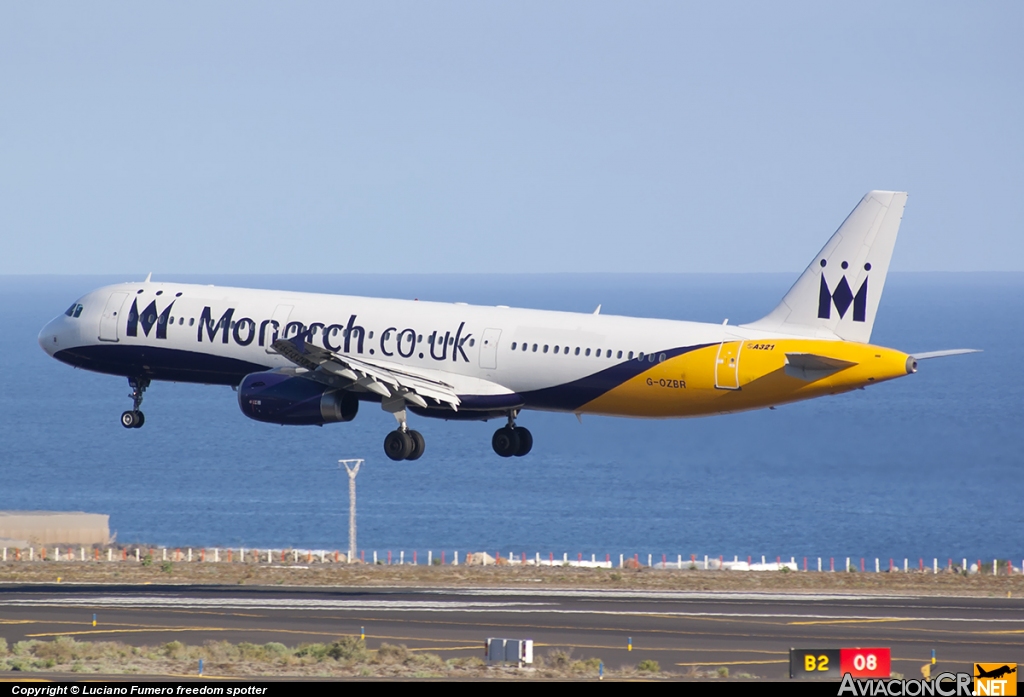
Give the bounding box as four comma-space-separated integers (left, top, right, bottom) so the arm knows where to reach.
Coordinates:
338, 459, 363, 562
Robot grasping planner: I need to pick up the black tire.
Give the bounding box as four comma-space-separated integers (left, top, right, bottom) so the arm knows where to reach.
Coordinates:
384, 430, 413, 461
514, 427, 533, 457
406, 430, 425, 461
133, 411, 145, 428
120, 411, 136, 429
491, 427, 520, 457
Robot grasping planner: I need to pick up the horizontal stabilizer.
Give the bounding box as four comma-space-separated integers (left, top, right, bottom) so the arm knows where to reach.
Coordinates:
910, 349, 981, 360
784, 352, 857, 382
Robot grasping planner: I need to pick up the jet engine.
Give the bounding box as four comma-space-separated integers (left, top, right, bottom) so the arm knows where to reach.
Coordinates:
238, 371, 358, 425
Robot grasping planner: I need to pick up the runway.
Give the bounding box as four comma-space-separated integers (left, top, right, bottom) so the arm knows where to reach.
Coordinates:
0, 585, 1021, 678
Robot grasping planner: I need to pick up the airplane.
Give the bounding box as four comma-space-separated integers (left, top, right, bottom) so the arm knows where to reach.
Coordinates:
38, 190, 977, 461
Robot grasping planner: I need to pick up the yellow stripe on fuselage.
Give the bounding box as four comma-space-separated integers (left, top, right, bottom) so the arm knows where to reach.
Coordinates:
579, 340, 911, 418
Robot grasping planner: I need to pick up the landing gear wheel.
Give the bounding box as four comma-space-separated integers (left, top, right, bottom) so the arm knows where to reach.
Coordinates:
492, 426, 521, 458
121, 410, 145, 428
384, 430, 413, 461
406, 430, 425, 461
514, 427, 532, 457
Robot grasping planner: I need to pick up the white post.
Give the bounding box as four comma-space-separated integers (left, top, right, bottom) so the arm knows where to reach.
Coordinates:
535, 552, 539, 565
677, 554, 682, 569
591, 553, 595, 564
649, 553, 653, 568
704, 554, 708, 570
135, 548, 140, 562
563, 552, 568, 564
762, 555, 766, 565
994, 559, 998, 576
30, 548, 34, 561
373, 551, 377, 564
428, 550, 432, 565
162, 548, 167, 562
267, 550, 271, 564
2, 548, 5, 562
453, 551, 459, 566
619, 554, 623, 568
107, 548, 112, 562
846, 557, 850, 572
241, 547, 246, 562
963, 558, 967, 571
293, 550, 298, 563
80, 547, 85, 561
339, 459, 363, 563
818, 557, 822, 572
215, 549, 219, 563
933, 558, 937, 574
875, 558, 879, 573
400, 551, 404, 565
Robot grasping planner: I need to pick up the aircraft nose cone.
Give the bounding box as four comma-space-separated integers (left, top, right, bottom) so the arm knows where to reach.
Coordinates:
38, 318, 60, 356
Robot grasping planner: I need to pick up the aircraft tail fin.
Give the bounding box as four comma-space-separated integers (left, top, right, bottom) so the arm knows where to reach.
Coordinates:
742, 190, 908, 343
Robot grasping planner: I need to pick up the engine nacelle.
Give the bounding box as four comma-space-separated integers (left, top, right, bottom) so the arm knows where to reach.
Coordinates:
238, 371, 359, 425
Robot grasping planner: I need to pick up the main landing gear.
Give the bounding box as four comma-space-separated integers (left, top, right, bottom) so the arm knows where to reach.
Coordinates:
121, 377, 149, 429
492, 411, 532, 458
381, 397, 425, 461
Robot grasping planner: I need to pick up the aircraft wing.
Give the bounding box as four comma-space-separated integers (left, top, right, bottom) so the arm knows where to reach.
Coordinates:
784, 352, 857, 382
271, 336, 461, 410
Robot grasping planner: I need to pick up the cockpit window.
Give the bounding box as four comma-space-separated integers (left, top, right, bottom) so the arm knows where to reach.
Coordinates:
65, 303, 84, 318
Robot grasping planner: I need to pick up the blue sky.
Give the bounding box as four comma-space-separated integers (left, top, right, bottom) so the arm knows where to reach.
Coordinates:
1, 2, 1021, 274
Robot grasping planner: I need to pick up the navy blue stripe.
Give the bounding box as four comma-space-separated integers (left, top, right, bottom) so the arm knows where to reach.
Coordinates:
519, 343, 715, 411
54, 345, 271, 386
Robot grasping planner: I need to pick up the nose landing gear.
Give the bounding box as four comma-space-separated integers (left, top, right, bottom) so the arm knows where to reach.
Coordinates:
120, 377, 149, 429
492, 411, 532, 457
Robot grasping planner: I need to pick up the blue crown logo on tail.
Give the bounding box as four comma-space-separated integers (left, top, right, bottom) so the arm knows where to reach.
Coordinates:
817, 260, 868, 322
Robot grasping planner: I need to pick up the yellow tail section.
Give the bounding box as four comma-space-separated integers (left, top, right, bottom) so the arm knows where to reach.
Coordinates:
580, 339, 911, 417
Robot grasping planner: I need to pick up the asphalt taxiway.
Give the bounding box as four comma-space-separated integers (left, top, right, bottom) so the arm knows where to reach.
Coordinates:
0, 585, 1020, 677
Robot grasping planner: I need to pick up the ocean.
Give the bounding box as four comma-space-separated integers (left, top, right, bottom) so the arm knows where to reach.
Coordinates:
1, 273, 1020, 562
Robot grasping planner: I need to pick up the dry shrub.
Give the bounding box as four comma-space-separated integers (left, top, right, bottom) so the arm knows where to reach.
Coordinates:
374, 643, 410, 665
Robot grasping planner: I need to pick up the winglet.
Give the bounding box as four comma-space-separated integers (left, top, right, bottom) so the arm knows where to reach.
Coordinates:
593, 305, 602, 315
144, 272, 152, 283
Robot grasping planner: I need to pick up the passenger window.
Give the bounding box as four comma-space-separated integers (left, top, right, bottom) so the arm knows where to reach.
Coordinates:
448, 336, 453, 346
552, 345, 558, 354
369, 331, 374, 339
575, 347, 580, 356
659, 353, 666, 362
606, 350, 612, 358
511, 342, 517, 350
469, 338, 475, 347
637, 352, 644, 361
617, 350, 622, 359
532, 344, 538, 352
189, 318, 195, 326
649, 353, 655, 362
628, 351, 633, 359
179, 317, 184, 325
418, 335, 423, 342
543, 345, 549, 353
585, 348, 591, 356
